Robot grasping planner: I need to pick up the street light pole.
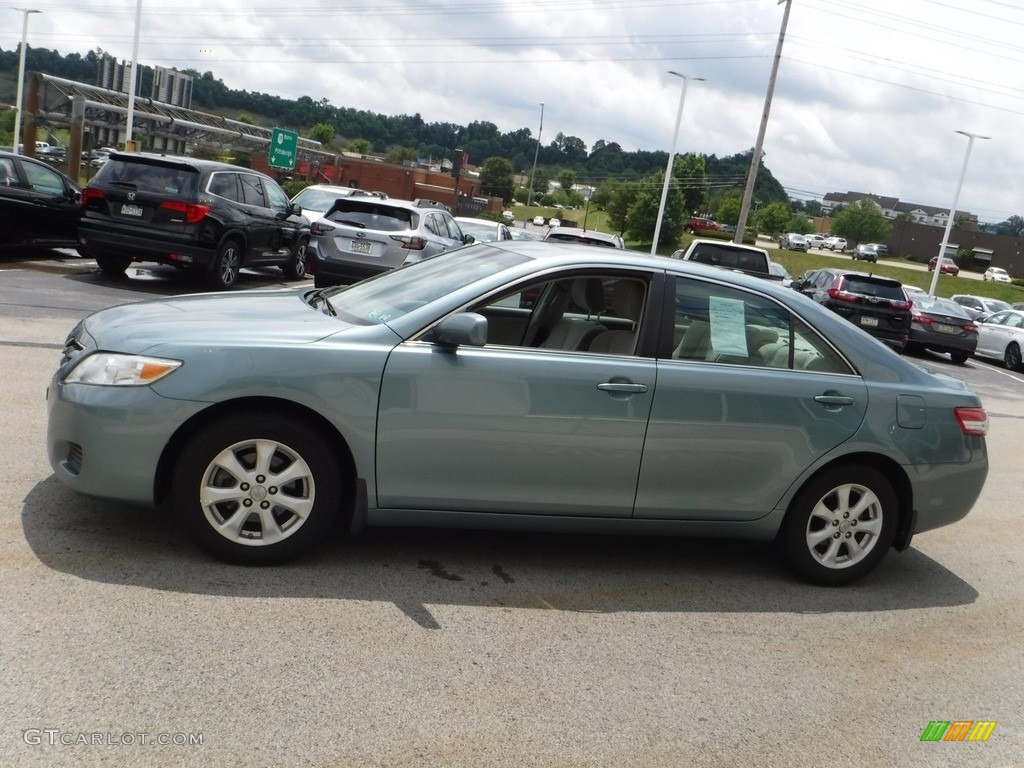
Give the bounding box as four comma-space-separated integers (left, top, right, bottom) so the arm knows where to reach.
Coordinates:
12, 8, 41, 156
525, 102, 545, 227
927, 130, 990, 297
734, 0, 792, 244
651, 71, 703, 256
124, 0, 143, 151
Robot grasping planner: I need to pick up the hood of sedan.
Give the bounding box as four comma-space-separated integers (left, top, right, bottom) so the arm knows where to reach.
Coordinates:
81, 288, 352, 352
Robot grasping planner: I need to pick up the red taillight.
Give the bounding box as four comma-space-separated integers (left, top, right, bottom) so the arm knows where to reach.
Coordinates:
81, 187, 105, 206
955, 407, 989, 437
391, 235, 427, 250
826, 287, 858, 303
310, 220, 334, 236
159, 201, 210, 224
891, 299, 912, 311
913, 313, 932, 325
963, 323, 977, 333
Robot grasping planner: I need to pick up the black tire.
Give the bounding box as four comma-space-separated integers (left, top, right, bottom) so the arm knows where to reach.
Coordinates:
1004, 343, 1023, 372
95, 254, 132, 275
779, 464, 898, 586
950, 351, 969, 365
171, 414, 343, 565
207, 239, 242, 290
281, 239, 308, 281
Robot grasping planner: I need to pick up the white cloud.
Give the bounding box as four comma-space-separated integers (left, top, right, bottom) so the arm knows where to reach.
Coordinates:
7, 0, 1024, 221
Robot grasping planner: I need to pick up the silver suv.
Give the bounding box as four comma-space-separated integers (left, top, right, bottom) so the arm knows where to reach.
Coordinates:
306, 198, 472, 287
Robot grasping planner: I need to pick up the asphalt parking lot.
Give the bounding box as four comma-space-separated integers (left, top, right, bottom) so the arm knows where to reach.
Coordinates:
2, 250, 1022, 767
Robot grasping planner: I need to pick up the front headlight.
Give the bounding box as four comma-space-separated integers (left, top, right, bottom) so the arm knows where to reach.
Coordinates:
64, 353, 182, 386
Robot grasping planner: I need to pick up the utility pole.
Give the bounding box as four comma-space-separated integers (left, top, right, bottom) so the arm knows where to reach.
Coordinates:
734, 0, 792, 244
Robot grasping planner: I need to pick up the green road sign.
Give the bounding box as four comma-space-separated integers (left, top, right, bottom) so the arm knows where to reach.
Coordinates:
269, 128, 298, 170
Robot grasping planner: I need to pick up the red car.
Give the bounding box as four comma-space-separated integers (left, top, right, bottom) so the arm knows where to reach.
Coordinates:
684, 217, 721, 235
928, 256, 960, 276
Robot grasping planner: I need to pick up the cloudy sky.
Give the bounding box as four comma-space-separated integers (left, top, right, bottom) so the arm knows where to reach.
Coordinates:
7, 0, 1023, 223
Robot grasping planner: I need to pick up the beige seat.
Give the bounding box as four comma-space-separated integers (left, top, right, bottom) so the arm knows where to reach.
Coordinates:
542, 278, 607, 351
588, 281, 645, 355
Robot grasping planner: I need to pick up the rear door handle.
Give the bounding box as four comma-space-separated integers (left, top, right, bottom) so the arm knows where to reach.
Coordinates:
814, 394, 855, 406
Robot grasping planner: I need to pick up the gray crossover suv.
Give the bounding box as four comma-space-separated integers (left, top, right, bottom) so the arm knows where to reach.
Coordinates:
306, 197, 473, 286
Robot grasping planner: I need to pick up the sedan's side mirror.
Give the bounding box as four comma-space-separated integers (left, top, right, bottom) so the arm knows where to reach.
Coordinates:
289, 202, 303, 217
429, 312, 487, 348
462, 234, 475, 245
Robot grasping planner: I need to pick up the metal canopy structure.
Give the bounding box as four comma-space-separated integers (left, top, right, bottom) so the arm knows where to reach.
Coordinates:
21, 71, 329, 172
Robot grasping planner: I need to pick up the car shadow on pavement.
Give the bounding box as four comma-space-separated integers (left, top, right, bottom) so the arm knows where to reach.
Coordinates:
22, 477, 979, 629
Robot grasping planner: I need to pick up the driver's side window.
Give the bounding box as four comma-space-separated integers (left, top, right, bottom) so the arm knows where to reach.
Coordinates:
472, 274, 647, 355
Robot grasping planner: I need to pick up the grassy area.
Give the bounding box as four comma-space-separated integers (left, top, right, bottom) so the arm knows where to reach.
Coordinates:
772, 248, 1024, 303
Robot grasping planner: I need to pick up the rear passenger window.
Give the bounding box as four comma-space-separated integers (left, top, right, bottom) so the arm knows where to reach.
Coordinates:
239, 174, 266, 207
670, 277, 851, 374
208, 172, 239, 202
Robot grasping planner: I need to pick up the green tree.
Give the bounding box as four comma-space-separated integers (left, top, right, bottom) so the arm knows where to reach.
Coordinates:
715, 195, 742, 227
309, 122, 335, 147
785, 214, 813, 234
753, 202, 790, 237
831, 198, 891, 246
348, 138, 371, 154
557, 168, 576, 195
385, 146, 417, 165
672, 153, 708, 217
605, 181, 640, 236
996, 215, 1024, 237
625, 172, 686, 248
480, 156, 515, 203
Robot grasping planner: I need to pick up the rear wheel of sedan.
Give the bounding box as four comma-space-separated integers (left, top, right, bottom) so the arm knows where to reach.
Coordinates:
94, 254, 132, 275
281, 239, 307, 281
207, 239, 241, 290
779, 465, 898, 586
171, 415, 342, 565
1004, 343, 1023, 372
950, 351, 969, 365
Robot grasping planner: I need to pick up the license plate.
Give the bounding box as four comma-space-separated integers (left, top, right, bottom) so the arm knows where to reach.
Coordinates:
860, 316, 879, 328
349, 240, 372, 255
120, 203, 144, 217
934, 323, 958, 334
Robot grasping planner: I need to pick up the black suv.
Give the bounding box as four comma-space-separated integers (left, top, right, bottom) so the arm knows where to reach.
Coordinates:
78, 153, 309, 289
795, 268, 912, 352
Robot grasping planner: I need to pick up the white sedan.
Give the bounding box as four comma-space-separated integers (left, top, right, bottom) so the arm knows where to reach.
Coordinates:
983, 266, 1012, 283
975, 309, 1024, 370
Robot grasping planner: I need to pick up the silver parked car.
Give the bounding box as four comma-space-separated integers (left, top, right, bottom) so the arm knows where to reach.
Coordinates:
454, 216, 513, 243
974, 309, 1024, 370
306, 197, 472, 287
47, 243, 989, 585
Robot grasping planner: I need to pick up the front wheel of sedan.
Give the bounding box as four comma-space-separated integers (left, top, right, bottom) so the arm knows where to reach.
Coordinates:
1004, 343, 1023, 372
171, 415, 342, 565
779, 465, 898, 586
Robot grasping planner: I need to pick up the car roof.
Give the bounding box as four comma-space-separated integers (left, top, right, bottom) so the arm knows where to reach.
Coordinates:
454, 217, 500, 226
99, 151, 274, 178
542, 226, 623, 247
817, 267, 904, 286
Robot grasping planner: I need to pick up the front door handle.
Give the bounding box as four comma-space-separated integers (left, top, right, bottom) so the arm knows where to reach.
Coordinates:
598, 382, 649, 394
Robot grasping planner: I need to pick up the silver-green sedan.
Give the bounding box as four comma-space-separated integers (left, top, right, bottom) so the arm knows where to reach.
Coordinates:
47, 242, 990, 585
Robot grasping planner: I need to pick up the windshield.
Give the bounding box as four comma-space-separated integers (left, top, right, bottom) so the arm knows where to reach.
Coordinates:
293, 187, 351, 212
458, 221, 502, 242
322, 246, 529, 325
